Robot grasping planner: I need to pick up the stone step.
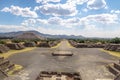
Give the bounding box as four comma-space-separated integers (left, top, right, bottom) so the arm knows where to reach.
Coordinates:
0, 69, 8, 77
2, 63, 15, 72
114, 63, 120, 71
6, 64, 15, 72
108, 65, 120, 76
0, 57, 4, 62
0, 60, 10, 69
115, 73, 120, 80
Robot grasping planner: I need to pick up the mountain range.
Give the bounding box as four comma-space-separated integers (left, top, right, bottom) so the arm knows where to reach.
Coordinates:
0, 30, 85, 39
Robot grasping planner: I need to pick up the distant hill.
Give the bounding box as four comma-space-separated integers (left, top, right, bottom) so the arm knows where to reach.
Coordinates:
0, 30, 85, 39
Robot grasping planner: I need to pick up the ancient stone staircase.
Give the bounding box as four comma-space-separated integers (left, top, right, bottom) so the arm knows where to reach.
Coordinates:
0, 57, 15, 78
108, 61, 120, 80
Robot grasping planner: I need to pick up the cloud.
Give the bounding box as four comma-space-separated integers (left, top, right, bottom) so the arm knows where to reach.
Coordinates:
20, 13, 119, 38
36, 27, 75, 35
22, 13, 118, 29
87, 0, 107, 10
36, 0, 61, 4
0, 25, 30, 32
82, 8, 88, 12
21, 17, 81, 28
1, 5, 38, 18
48, 17, 62, 25
34, 3, 78, 16
79, 27, 120, 38
66, 0, 88, 5
111, 10, 120, 14
80, 13, 118, 24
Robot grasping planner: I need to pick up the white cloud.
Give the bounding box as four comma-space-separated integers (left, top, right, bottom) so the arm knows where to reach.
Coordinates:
87, 0, 107, 10
111, 10, 120, 14
48, 17, 62, 25
36, 27, 75, 35
0, 25, 30, 32
66, 0, 88, 6
34, 3, 78, 16
22, 13, 118, 28
36, 0, 61, 4
80, 13, 118, 24
1, 5, 38, 18
21, 17, 81, 28
21, 19, 37, 27
82, 8, 88, 12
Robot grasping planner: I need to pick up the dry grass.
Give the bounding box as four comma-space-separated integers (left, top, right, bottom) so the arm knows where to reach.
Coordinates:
100, 49, 120, 57
51, 42, 62, 48
66, 41, 74, 48
0, 47, 36, 59
7, 64, 23, 75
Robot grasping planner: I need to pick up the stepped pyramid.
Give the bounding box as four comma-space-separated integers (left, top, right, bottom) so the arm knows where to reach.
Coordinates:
15, 32, 45, 40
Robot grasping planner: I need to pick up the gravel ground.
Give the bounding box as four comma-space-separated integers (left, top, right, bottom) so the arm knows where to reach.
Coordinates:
3, 40, 120, 80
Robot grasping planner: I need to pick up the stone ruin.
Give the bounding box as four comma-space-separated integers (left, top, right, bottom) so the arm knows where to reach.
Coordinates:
104, 44, 120, 52
6, 43, 25, 50
68, 40, 77, 47
0, 57, 15, 79
69, 40, 105, 48
38, 42, 50, 47
24, 42, 36, 47
49, 41, 60, 47
0, 44, 10, 53
36, 71, 82, 80
107, 60, 120, 80
76, 43, 88, 48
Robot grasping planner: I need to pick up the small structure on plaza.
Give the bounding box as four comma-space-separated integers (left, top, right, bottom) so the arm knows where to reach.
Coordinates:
52, 50, 73, 56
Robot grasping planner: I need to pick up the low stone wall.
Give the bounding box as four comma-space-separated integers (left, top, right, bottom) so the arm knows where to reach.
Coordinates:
38, 42, 50, 47
69, 40, 105, 48
104, 44, 120, 52
0, 44, 9, 53
68, 40, 78, 47
6, 43, 25, 50
24, 42, 36, 47
49, 40, 60, 47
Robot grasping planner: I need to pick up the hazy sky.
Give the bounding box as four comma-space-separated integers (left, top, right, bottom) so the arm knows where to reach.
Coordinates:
0, 0, 120, 38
